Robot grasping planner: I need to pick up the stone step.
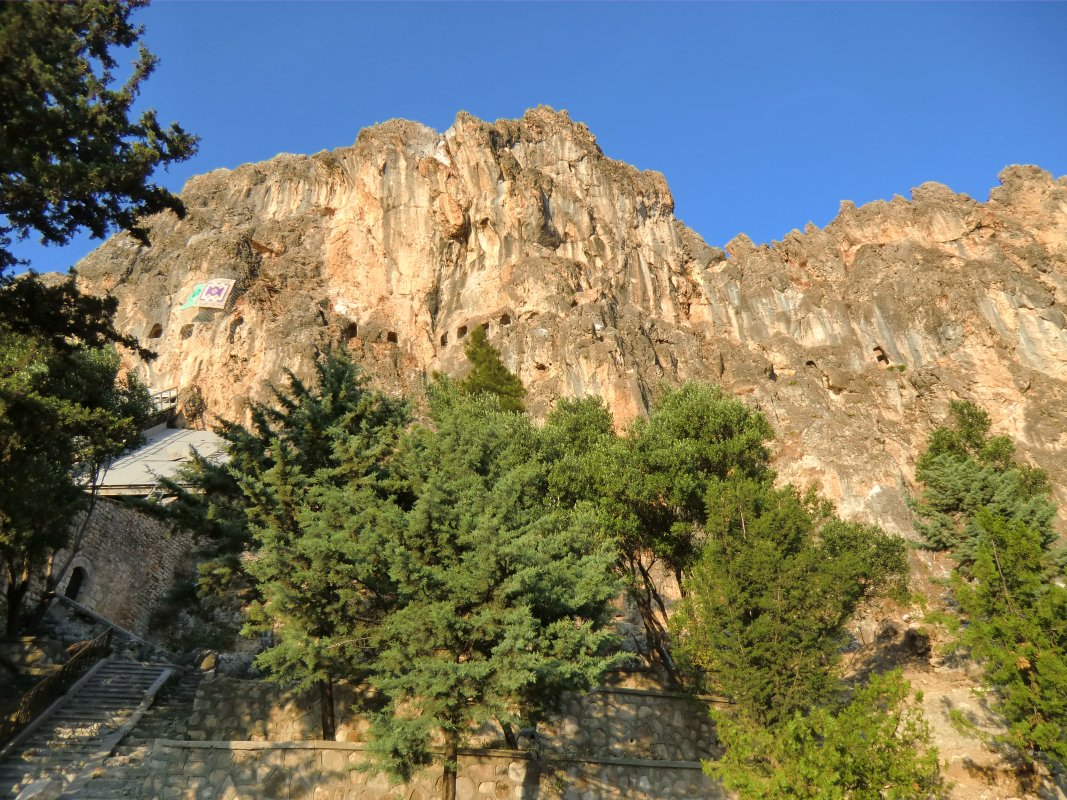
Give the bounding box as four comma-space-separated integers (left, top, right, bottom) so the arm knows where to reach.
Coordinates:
0, 658, 174, 798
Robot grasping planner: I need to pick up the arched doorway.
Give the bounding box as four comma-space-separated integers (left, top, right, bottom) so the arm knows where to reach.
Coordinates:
65, 566, 87, 602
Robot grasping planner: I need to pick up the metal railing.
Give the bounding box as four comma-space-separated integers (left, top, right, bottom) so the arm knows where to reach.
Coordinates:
149, 387, 178, 412
0, 629, 112, 746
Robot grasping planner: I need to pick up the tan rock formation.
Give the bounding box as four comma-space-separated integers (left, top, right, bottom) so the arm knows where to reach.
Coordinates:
76, 107, 1067, 541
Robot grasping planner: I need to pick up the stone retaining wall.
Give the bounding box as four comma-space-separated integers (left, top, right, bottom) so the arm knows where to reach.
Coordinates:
143, 740, 723, 800
188, 678, 718, 762
540, 687, 717, 761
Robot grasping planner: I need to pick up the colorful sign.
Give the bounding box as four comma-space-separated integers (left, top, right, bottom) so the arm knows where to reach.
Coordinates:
196, 278, 236, 309
179, 278, 236, 311
179, 283, 204, 309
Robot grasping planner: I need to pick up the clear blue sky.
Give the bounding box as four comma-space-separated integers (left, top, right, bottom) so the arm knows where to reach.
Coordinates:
12, 1, 1067, 274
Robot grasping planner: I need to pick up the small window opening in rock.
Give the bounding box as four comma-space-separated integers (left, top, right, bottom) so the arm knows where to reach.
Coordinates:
344, 322, 358, 341
805, 360, 817, 368
480, 322, 489, 333
500, 314, 511, 326
457, 325, 468, 339
535, 362, 548, 371
439, 332, 448, 346
873, 346, 890, 365
148, 323, 163, 339
386, 331, 398, 344
65, 566, 87, 601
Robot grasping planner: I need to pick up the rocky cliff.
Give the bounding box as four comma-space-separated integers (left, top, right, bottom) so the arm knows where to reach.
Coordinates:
76, 106, 1067, 540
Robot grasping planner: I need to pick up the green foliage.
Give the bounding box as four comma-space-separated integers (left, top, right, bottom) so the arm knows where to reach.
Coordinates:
913, 400, 1067, 770
0, 333, 151, 633
457, 326, 526, 413
952, 510, 1067, 768
0, 0, 195, 633
711, 670, 947, 800
673, 480, 908, 723
358, 385, 622, 785
201, 350, 410, 690
911, 400, 1055, 561
540, 383, 775, 682
235, 363, 621, 796
0, 0, 197, 272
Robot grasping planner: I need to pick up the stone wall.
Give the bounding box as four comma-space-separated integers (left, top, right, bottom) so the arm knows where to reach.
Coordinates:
187, 678, 717, 763
0, 498, 195, 637
539, 687, 717, 762
142, 740, 723, 800
55, 498, 196, 635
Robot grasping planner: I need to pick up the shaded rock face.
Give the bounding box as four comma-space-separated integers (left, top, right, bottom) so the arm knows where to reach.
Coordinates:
76, 107, 1067, 537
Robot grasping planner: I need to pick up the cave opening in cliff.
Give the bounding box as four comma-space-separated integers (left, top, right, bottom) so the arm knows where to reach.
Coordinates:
148, 323, 163, 339
344, 322, 358, 341
873, 346, 889, 365
805, 360, 817, 368
386, 331, 398, 344
457, 325, 468, 339
500, 313, 511, 326
440, 332, 448, 346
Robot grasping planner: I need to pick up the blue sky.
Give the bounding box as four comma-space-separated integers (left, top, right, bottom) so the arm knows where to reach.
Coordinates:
11, 1, 1067, 274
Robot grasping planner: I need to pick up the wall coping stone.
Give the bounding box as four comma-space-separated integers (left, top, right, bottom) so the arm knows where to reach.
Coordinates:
150, 739, 707, 771
584, 686, 729, 704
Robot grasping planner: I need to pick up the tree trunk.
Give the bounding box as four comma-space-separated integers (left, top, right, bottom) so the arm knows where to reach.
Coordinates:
501, 721, 518, 750
442, 731, 458, 800
623, 554, 680, 686
319, 677, 336, 740
5, 575, 28, 637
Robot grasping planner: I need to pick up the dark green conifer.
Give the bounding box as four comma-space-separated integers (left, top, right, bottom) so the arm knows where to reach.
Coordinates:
911, 400, 1055, 562
457, 326, 526, 413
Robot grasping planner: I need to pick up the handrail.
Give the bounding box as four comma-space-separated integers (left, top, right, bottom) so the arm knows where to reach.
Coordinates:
53, 595, 179, 663
150, 387, 178, 412
0, 629, 112, 746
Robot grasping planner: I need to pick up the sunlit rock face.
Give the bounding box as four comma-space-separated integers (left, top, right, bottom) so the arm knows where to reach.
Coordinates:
77, 107, 1067, 536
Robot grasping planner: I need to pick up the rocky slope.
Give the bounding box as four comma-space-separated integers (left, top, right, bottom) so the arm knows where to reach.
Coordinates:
76, 106, 1067, 541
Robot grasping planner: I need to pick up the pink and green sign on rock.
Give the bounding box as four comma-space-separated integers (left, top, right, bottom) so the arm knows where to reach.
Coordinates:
180, 278, 236, 310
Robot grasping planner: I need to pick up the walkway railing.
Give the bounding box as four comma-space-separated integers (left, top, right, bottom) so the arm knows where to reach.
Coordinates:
0, 629, 112, 746
150, 387, 178, 413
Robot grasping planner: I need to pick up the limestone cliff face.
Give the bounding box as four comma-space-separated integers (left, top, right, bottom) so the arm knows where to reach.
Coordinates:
76, 107, 1067, 538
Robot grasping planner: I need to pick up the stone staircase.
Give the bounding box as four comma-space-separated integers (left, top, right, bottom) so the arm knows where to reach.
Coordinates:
0, 659, 174, 799
75, 668, 204, 799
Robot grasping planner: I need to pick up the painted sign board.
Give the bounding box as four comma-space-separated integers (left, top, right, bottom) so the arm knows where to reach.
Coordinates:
196, 278, 236, 309
179, 278, 236, 311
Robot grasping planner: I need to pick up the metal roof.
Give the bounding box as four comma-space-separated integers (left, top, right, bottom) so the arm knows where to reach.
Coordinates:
98, 424, 228, 496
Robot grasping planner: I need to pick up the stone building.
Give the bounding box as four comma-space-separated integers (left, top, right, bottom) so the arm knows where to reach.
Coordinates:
1, 424, 224, 636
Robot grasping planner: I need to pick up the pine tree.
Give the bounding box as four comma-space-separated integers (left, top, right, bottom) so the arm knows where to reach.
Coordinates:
711, 671, 946, 800
540, 383, 775, 684
0, 0, 194, 633
911, 400, 1055, 562
913, 401, 1067, 770
951, 511, 1067, 769
0, 0, 197, 273
220, 349, 408, 737
354, 385, 622, 799
457, 326, 526, 413
672, 480, 908, 723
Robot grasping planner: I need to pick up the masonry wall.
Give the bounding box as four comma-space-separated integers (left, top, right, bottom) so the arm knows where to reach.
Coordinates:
187, 677, 718, 763
142, 740, 723, 800
55, 498, 196, 635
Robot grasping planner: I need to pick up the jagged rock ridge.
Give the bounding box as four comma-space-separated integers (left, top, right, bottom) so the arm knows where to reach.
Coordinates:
76, 106, 1067, 538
